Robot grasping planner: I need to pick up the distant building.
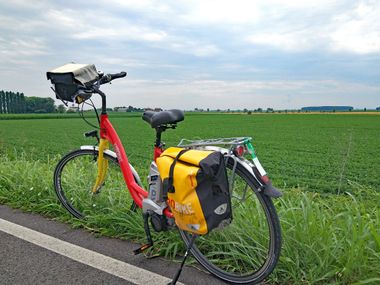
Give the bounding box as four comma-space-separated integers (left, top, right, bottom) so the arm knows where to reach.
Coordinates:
67, 105, 79, 112
144, 107, 163, 112
301, 106, 353, 112
115, 106, 144, 112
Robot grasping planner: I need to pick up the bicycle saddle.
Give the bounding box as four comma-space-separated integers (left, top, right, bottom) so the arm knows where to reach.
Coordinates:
142, 109, 184, 128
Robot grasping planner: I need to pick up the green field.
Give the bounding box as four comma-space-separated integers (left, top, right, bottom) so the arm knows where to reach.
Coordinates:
1, 112, 379, 194
0, 112, 379, 284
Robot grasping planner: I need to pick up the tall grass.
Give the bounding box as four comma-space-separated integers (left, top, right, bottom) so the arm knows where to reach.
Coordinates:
0, 153, 379, 284
275, 188, 380, 284
0, 152, 184, 255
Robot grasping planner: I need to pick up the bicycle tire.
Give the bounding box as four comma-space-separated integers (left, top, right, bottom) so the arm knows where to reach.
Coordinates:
179, 157, 282, 284
53, 149, 134, 219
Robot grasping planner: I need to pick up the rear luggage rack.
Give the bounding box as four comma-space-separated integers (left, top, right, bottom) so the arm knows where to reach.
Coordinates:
178, 137, 252, 147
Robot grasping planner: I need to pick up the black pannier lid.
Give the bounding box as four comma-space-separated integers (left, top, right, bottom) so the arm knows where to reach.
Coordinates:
47, 63, 99, 102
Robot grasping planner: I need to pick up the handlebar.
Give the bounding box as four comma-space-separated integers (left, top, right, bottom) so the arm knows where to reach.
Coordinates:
98, 71, 127, 85
75, 70, 126, 114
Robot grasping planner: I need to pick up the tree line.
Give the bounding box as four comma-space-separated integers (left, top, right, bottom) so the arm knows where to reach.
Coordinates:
0, 90, 55, 114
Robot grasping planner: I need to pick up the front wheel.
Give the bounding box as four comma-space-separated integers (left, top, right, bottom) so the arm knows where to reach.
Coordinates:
179, 158, 282, 284
53, 149, 132, 219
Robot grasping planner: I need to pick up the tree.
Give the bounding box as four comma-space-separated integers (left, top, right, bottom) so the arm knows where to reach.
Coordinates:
25, 97, 55, 113
5, 92, 10, 113
14, 92, 20, 113
0, 91, 59, 114
13, 92, 18, 113
15, 92, 22, 113
0, 91, 4, 113
20, 93, 26, 113
57, 104, 66, 113
2, 91, 6, 113
8, 92, 13, 113
10, 92, 17, 113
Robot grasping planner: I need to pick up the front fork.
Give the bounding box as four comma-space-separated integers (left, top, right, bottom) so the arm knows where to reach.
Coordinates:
92, 138, 109, 194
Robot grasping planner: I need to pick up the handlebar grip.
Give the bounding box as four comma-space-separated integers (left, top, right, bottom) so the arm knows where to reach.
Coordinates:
111, 71, 127, 79
99, 71, 127, 84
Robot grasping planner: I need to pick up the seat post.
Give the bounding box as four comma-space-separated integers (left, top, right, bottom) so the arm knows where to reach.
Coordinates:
155, 127, 163, 147
155, 124, 177, 147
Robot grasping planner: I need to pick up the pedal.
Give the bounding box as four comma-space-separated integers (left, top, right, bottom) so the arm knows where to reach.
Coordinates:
133, 243, 153, 255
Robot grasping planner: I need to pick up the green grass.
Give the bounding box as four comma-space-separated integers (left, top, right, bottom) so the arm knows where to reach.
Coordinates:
0, 154, 379, 284
275, 188, 380, 284
0, 112, 379, 284
1, 113, 379, 193
0, 111, 143, 120
0, 153, 183, 254
0, 113, 79, 120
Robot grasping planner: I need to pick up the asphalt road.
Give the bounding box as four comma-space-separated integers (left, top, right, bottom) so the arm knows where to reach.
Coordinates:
0, 205, 226, 285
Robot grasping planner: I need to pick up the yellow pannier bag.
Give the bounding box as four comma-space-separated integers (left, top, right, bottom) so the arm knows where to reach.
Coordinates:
156, 147, 232, 235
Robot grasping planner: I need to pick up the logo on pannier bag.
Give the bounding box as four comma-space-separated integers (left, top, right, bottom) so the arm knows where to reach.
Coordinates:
167, 198, 195, 215
214, 203, 228, 215
187, 224, 200, 231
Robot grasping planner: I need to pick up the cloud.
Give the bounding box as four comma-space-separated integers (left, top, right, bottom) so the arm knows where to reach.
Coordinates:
246, 1, 380, 54
106, 0, 172, 14
45, 9, 168, 42
42, 7, 221, 58
179, 0, 262, 25
0, 0, 379, 110
0, 37, 48, 66
247, 32, 314, 52
102, 78, 380, 110
329, 2, 380, 54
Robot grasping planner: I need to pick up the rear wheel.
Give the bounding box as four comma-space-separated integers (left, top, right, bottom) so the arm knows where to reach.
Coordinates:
179, 158, 281, 284
53, 149, 133, 219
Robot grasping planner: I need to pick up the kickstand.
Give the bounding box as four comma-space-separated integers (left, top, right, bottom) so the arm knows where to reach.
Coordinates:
133, 213, 153, 255
168, 234, 197, 285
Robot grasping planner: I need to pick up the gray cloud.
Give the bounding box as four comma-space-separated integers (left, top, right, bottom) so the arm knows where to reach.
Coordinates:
0, 0, 379, 109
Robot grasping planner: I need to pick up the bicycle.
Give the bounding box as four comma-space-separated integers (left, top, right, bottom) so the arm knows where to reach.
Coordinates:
49, 65, 282, 285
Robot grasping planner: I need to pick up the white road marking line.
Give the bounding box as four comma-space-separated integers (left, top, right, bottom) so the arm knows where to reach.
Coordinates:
0, 218, 184, 285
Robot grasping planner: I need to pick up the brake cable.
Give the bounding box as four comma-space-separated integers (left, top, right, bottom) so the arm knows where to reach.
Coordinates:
79, 99, 100, 129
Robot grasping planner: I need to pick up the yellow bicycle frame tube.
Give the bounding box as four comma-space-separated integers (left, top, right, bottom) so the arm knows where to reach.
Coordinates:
92, 138, 109, 194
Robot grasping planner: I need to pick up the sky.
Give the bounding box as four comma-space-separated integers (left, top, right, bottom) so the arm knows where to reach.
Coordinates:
0, 0, 379, 110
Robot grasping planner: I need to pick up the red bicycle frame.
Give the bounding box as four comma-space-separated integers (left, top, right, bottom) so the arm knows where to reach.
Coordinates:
99, 114, 173, 217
